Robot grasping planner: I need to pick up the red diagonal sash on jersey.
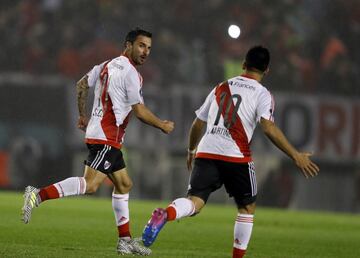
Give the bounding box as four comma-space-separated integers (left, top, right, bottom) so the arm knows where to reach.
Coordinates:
215, 82, 251, 157
99, 61, 118, 143
99, 61, 131, 145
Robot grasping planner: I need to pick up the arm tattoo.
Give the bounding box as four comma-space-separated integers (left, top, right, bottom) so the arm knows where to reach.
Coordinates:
76, 76, 89, 117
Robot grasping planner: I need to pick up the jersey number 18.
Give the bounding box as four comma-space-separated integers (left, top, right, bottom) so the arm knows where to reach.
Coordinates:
214, 92, 242, 129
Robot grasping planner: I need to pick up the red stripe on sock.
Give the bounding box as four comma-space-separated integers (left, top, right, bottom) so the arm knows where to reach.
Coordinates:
118, 222, 131, 238
39, 185, 60, 202
233, 247, 246, 258
166, 206, 176, 221
236, 218, 253, 223
236, 215, 254, 223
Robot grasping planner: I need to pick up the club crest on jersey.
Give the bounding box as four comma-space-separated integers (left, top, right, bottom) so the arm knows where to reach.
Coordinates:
104, 160, 111, 170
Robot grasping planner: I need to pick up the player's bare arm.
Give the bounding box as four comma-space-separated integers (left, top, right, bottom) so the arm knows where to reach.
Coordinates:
131, 103, 174, 134
76, 75, 89, 131
187, 118, 206, 171
259, 117, 319, 178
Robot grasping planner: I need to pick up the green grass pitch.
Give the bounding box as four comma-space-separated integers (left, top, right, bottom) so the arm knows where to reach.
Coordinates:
0, 191, 359, 258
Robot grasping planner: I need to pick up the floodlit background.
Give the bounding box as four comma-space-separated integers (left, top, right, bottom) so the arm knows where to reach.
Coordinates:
0, 0, 359, 212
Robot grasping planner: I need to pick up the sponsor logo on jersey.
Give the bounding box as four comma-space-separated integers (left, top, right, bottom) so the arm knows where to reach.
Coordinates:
230, 80, 256, 91
92, 107, 103, 117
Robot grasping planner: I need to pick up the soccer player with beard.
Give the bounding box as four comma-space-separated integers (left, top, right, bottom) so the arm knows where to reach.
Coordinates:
22, 28, 174, 256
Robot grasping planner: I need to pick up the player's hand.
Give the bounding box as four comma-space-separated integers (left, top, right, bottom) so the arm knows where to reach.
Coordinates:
187, 149, 196, 171
78, 116, 88, 131
161, 120, 175, 134
293, 152, 319, 178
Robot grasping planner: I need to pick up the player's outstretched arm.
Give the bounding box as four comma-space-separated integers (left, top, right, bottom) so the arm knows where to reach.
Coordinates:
132, 103, 174, 134
259, 117, 319, 178
76, 75, 90, 131
187, 118, 206, 171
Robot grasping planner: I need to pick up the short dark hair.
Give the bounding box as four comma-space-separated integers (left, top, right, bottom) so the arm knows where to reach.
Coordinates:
245, 46, 270, 72
124, 27, 152, 46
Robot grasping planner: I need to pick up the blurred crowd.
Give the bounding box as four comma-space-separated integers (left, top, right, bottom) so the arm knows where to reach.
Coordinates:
0, 0, 359, 95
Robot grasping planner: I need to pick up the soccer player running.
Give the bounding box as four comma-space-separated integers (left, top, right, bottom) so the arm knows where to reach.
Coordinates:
142, 46, 319, 258
21, 28, 174, 256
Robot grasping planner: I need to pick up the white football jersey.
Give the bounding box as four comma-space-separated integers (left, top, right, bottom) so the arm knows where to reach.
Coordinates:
195, 75, 274, 162
85, 55, 144, 148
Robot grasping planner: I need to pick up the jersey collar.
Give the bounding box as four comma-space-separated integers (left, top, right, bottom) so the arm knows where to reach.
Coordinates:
240, 74, 257, 80
121, 53, 137, 67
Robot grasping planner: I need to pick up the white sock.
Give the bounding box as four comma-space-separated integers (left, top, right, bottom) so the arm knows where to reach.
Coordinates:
54, 177, 86, 197
168, 198, 195, 219
234, 214, 254, 250
112, 193, 130, 226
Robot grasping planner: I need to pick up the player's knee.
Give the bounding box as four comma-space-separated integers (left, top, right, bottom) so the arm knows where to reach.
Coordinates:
115, 180, 133, 194
238, 202, 256, 214
122, 179, 133, 192
85, 183, 100, 194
